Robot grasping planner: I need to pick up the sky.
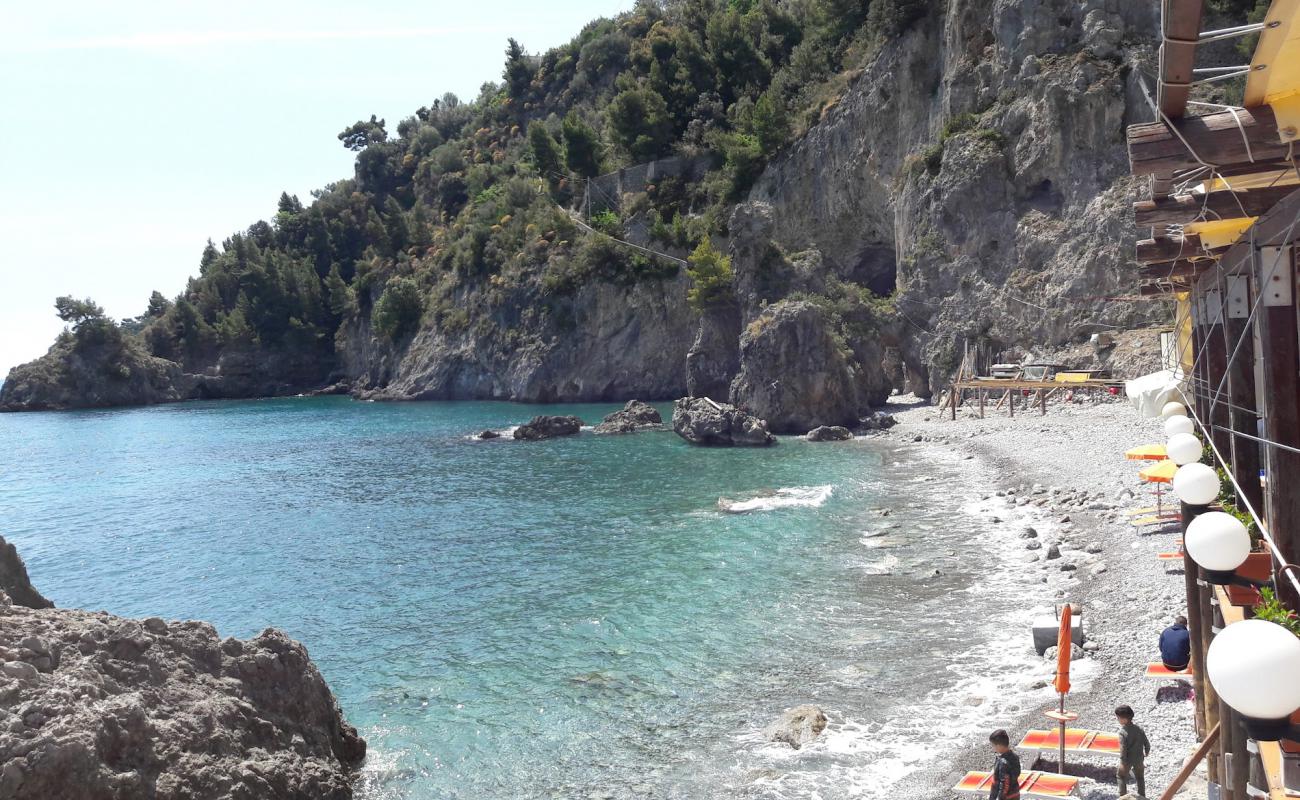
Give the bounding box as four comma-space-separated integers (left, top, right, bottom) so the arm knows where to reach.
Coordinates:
0, 0, 634, 376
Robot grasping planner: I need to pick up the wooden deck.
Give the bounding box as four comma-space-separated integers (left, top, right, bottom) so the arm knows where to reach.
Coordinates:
941, 379, 1123, 420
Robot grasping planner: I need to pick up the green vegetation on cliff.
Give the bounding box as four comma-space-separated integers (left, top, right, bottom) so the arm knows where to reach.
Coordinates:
5, 0, 928, 409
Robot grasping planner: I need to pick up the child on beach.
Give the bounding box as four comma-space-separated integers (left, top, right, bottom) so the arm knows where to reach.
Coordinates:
1116, 705, 1151, 798
987, 729, 1022, 800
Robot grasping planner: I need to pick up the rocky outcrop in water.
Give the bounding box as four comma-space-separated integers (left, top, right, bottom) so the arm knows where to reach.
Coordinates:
0, 536, 52, 610
765, 705, 828, 749
672, 397, 774, 447
0, 544, 365, 800
513, 415, 584, 440
729, 301, 864, 434
806, 425, 853, 442
593, 400, 662, 434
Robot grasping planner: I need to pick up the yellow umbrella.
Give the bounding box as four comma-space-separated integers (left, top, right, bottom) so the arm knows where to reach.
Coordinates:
1125, 444, 1167, 461
1139, 460, 1178, 483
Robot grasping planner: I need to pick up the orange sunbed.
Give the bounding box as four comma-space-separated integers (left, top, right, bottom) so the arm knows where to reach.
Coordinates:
1146, 662, 1193, 678
1019, 728, 1121, 757
1157, 551, 1185, 560
954, 770, 1079, 798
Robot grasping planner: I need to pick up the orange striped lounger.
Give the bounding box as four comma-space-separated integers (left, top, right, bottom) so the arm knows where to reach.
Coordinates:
1146, 662, 1193, 678
954, 770, 1079, 798
1019, 728, 1121, 758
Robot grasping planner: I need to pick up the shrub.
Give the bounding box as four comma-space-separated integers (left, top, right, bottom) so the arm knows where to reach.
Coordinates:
590, 209, 622, 236
686, 238, 734, 310
372, 277, 424, 340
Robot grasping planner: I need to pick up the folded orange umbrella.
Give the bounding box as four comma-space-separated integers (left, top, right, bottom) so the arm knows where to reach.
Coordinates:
1140, 460, 1179, 483
1126, 444, 1167, 461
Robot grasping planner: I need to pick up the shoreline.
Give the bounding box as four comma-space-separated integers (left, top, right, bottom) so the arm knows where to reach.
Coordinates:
874, 395, 1200, 800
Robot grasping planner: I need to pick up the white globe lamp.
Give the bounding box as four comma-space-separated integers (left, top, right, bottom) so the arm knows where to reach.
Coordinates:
1164, 414, 1195, 437
1161, 401, 1188, 419
1207, 619, 1300, 740
1166, 432, 1204, 466
1173, 462, 1220, 506
1184, 511, 1251, 582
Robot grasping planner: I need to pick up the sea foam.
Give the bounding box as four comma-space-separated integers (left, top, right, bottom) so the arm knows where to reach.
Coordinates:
718, 485, 833, 513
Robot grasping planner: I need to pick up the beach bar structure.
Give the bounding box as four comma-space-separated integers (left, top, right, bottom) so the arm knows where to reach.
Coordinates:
1128, 1, 1300, 798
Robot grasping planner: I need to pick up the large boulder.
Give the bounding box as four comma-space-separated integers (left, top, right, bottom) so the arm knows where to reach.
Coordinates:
729, 301, 861, 434
672, 397, 775, 446
0, 545, 365, 799
593, 400, 663, 434
857, 411, 898, 432
0, 536, 52, 610
513, 415, 583, 440
806, 425, 853, 442
765, 705, 829, 749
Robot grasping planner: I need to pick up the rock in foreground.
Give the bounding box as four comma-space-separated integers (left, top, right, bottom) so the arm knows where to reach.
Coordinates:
806, 425, 853, 442
765, 704, 828, 749
672, 397, 775, 446
0, 542, 365, 799
513, 415, 583, 440
593, 400, 663, 434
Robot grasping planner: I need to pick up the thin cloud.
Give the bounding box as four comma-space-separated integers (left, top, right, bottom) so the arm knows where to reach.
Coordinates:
7, 26, 492, 53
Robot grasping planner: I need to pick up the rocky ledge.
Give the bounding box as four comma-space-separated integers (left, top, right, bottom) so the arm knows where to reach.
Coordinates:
593, 400, 663, 434
0, 537, 365, 800
672, 397, 774, 446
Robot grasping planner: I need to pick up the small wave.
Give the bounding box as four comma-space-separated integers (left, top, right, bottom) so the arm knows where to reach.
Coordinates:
859, 553, 900, 575
718, 485, 833, 513
464, 426, 518, 441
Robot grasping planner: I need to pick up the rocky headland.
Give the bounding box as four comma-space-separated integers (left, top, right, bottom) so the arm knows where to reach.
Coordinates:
0, 536, 365, 800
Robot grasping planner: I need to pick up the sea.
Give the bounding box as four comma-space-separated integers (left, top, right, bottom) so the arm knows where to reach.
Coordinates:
0, 397, 1053, 799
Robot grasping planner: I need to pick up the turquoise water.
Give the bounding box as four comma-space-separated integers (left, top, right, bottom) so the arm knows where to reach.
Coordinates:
0, 397, 1005, 799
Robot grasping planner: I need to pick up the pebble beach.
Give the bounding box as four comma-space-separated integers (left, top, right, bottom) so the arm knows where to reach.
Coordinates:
880, 394, 1203, 800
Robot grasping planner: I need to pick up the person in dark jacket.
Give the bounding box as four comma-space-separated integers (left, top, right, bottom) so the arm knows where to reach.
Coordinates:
988, 729, 1022, 800
1116, 705, 1151, 798
1159, 616, 1191, 670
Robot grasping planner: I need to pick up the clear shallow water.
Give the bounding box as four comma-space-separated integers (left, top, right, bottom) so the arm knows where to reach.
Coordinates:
0, 397, 1027, 799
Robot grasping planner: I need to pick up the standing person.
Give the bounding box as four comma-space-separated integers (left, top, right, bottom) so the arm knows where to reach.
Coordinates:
1116, 705, 1151, 798
988, 729, 1022, 800
1159, 616, 1191, 671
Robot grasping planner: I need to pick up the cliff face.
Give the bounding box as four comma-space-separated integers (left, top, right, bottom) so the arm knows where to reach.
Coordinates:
733, 0, 1165, 397
3, 0, 1169, 418
0, 538, 365, 799
370, 273, 696, 402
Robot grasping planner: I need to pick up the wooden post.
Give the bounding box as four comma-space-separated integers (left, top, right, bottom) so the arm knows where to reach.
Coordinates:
1039, 388, 1046, 415
1157, 723, 1221, 800
950, 385, 958, 421
1229, 706, 1250, 800
979, 389, 985, 419
1255, 245, 1300, 607
1222, 272, 1264, 514
1200, 280, 1234, 462
1182, 502, 1210, 739
1009, 389, 1014, 417
1197, 567, 1222, 785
